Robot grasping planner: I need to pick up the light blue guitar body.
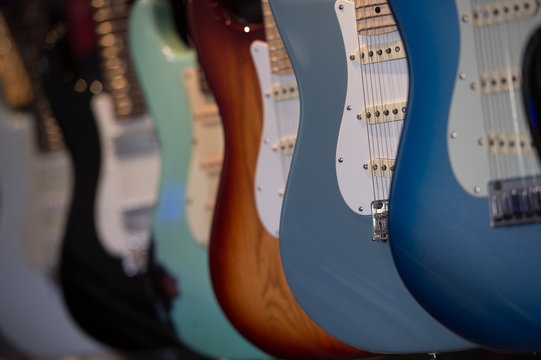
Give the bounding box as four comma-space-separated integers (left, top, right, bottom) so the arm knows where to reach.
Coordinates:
270, 0, 474, 353
129, 1, 267, 358
388, 0, 541, 351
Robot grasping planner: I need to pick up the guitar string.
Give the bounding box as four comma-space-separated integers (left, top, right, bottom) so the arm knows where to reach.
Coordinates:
355, 0, 379, 205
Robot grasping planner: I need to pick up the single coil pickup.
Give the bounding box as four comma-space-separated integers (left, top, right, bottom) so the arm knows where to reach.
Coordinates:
371, 199, 389, 242
473, 69, 521, 94
489, 176, 541, 227
353, 40, 405, 65
200, 154, 224, 175
471, 0, 538, 27
193, 104, 221, 125
368, 158, 395, 178
266, 81, 299, 101
273, 135, 296, 155
482, 132, 536, 155
360, 101, 407, 124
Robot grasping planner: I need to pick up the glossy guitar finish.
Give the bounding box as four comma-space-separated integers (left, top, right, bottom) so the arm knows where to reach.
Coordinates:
0, 107, 105, 357
188, 0, 364, 358
129, 0, 264, 358
388, 0, 541, 351
271, 0, 474, 353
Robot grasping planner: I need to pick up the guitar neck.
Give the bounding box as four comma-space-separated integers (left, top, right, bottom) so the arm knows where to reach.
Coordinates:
2, 0, 66, 153
92, 0, 146, 120
354, 0, 397, 35
261, 0, 293, 75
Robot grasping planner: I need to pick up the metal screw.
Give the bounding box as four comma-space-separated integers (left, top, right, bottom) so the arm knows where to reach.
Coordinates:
357, 114, 362, 120
450, 131, 458, 139
350, 54, 355, 60
338, 157, 344, 163
459, 73, 466, 79
346, 105, 352, 111
474, 186, 481, 193
462, 14, 470, 22
359, 206, 364, 212
338, 4, 344, 10
478, 138, 486, 146
257, 185, 263, 191
363, 163, 369, 170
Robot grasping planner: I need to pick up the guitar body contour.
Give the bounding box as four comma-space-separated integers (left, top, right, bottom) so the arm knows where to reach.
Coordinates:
129, 1, 265, 358
187, 0, 363, 358
270, 0, 473, 353
0, 105, 104, 356
388, 0, 541, 351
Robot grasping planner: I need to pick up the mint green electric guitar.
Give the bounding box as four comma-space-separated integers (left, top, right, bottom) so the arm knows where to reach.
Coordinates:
129, 0, 266, 358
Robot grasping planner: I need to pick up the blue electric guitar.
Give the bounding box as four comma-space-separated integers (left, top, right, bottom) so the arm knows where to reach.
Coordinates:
388, 0, 541, 351
270, 0, 474, 353
129, 0, 267, 358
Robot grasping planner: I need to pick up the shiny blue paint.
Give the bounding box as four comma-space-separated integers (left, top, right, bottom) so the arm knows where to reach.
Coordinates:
129, 1, 267, 358
270, 0, 473, 353
388, 0, 541, 351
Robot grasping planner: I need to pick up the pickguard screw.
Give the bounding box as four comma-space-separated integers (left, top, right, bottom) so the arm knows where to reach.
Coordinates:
459, 73, 466, 79
474, 186, 481, 193
257, 185, 263, 191
478, 138, 486, 146
338, 4, 344, 10
462, 14, 470, 23
359, 206, 364, 212
357, 114, 362, 120
363, 163, 369, 169
338, 157, 344, 163
349, 54, 355, 60
346, 105, 352, 111
450, 131, 458, 139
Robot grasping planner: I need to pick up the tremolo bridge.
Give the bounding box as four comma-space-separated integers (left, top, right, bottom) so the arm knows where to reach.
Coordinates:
371, 200, 389, 242
489, 176, 541, 227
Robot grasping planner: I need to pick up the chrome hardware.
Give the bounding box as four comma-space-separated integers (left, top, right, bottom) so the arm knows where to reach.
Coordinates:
371, 200, 389, 242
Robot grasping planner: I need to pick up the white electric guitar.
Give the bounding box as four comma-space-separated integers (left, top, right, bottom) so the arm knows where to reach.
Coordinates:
184, 67, 224, 248
334, 0, 408, 241
91, 0, 161, 275
252, 0, 300, 238
0, 12, 105, 356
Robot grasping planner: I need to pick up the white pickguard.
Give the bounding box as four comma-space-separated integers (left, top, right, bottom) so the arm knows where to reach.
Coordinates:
184, 67, 224, 248
335, 0, 408, 215
448, 0, 541, 197
92, 93, 161, 275
252, 40, 300, 238
0, 104, 105, 356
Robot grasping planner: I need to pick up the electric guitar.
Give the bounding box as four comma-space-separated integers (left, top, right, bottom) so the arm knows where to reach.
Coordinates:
90, 0, 161, 275
270, 0, 475, 353
187, 0, 366, 358
129, 0, 267, 357
0, 9, 105, 357
387, 0, 541, 351
252, 0, 299, 238
41, 4, 180, 349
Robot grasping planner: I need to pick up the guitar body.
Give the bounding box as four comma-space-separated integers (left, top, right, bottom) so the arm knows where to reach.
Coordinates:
92, 93, 160, 274
270, 0, 473, 353
188, 0, 364, 358
129, 1, 265, 358
388, 0, 541, 351
42, 25, 180, 350
0, 105, 104, 356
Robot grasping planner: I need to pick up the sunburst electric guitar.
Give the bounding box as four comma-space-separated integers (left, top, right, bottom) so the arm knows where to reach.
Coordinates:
187, 0, 367, 358
129, 0, 267, 357
388, 0, 541, 351
270, 0, 475, 353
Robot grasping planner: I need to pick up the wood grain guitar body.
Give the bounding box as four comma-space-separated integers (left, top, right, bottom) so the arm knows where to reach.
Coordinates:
187, 0, 366, 358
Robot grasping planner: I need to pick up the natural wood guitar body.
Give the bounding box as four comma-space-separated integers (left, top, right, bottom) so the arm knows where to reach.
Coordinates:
187, 0, 366, 358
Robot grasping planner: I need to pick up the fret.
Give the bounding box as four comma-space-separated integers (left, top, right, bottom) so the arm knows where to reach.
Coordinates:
2, 2, 66, 153
261, 0, 293, 75
92, 0, 146, 119
354, 0, 397, 35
